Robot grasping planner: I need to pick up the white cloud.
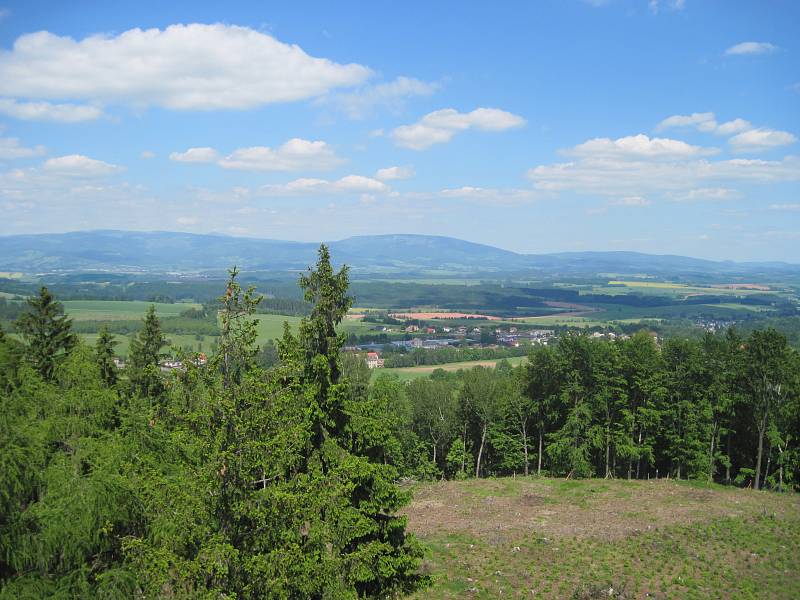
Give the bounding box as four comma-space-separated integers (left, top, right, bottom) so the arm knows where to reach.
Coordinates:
0, 136, 46, 160
140, 150, 155, 159
716, 118, 752, 136
0, 98, 103, 122
568, 134, 717, 159
528, 151, 800, 196
258, 174, 389, 195
655, 112, 752, 135
0, 24, 371, 111
169, 147, 220, 163
725, 41, 777, 56
42, 154, 121, 177
375, 165, 414, 181
668, 187, 740, 202
610, 195, 651, 206
176, 216, 199, 225
391, 107, 526, 150
729, 128, 797, 152
321, 76, 439, 119
769, 203, 800, 211
218, 139, 343, 171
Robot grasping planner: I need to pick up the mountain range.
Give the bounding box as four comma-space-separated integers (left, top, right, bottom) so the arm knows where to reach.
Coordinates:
0, 230, 797, 279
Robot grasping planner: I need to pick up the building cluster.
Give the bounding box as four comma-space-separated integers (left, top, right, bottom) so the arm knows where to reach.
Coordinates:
494, 328, 555, 347
111, 353, 208, 372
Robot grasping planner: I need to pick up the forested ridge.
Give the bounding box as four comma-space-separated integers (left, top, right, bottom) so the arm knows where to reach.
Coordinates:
1, 247, 799, 598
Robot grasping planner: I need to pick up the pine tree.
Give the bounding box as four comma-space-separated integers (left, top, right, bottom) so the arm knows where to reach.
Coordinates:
95, 324, 118, 386
15, 286, 76, 380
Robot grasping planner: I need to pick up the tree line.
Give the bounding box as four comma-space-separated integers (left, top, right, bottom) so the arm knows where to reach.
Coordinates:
399, 328, 799, 491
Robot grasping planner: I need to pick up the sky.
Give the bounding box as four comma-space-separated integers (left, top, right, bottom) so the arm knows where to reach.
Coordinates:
0, 0, 798, 261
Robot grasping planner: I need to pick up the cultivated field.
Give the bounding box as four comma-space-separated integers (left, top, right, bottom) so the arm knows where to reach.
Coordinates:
404, 477, 800, 599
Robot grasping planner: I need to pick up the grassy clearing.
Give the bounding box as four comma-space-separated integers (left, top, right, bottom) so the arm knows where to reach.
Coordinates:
379, 356, 527, 381
404, 477, 800, 599
63, 300, 200, 321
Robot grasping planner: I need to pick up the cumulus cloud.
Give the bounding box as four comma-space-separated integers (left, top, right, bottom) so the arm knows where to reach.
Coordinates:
321, 76, 439, 119
655, 112, 751, 135
375, 165, 415, 181
391, 107, 526, 150
725, 41, 777, 56
0, 24, 371, 111
0, 136, 46, 160
729, 128, 797, 152
655, 112, 794, 152
169, 147, 220, 163
0, 98, 104, 122
218, 139, 344, 171
258, 175, 389, 195
42, 154, 121, 177
567, 134, 717, 158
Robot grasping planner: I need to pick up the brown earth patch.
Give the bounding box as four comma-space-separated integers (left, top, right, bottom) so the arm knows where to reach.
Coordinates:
402, 478, 799, 541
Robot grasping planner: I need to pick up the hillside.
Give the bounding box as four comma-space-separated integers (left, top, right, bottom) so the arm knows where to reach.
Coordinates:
403, 477, 800, 599
1, 230, 799, 279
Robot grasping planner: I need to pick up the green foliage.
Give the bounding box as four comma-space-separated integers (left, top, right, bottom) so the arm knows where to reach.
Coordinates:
15, 286, 77, 380
127, 304, 168, 398
95, 324, 118, 386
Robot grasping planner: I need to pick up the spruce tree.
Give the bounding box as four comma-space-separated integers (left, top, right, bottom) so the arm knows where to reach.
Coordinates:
95, 324, 118, 386
294, 245, 426, 596
127, 304, 168, 397
15, 286, 76, 380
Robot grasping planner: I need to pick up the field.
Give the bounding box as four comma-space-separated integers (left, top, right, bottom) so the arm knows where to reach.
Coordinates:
68, 311, 376, 357
379, 356, 527, 381
404, 477, 800, 599
63, 300, 201, 321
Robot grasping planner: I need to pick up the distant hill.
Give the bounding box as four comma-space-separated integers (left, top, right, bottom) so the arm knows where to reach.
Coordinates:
0, 230, 797, 279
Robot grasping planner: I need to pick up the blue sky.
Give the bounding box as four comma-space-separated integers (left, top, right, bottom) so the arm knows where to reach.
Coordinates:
0, 0, 798, 261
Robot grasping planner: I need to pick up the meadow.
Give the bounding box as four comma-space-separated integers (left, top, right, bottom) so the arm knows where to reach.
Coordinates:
379, 356, 528, 381
62, 300, 201, 321
66, 309, 377, 357
404, 477, 800, 599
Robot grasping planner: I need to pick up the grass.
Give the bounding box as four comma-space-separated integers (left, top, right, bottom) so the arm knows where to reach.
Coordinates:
63, 300, 201, 321
67, 310, 375, 357
404, 477, 800, 599
379, 356, 527, 381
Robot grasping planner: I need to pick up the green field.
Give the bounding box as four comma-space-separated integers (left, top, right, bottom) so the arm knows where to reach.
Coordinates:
68, 310, 376, 357
63, 300, 201, 321
404, 477, 800, 599
378, 355, 527, 381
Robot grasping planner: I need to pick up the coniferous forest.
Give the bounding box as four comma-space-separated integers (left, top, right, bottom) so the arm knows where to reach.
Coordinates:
1, 246, 799, 598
